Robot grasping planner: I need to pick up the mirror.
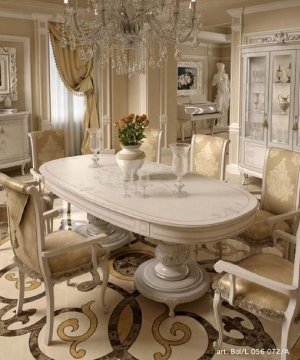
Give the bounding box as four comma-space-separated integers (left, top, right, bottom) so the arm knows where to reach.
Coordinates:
0, 47, 17, 102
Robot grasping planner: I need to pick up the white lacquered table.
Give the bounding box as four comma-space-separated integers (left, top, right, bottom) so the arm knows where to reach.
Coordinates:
40, 154, 258, 315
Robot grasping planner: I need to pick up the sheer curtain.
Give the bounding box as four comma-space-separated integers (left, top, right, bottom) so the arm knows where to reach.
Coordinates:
49, 42, 85, 156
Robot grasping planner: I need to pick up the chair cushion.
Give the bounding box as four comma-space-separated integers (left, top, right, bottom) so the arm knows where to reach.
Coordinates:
243, 209, 290, 241
215, 254, 293, 320
45, 230, 106, 279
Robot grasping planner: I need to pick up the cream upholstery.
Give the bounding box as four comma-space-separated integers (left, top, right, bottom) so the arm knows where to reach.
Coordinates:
190, 134, 229, 259
242, 147, 300, 253
28, 129, 71, 213
140, 127, 162, 163
190, 134, 229, 181
0, 172, 109, 346
213, 209, 300, 360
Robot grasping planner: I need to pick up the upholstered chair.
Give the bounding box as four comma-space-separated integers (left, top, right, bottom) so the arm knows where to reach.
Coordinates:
28, 129, 71, 212
190, 134, 229, 181
213, 209, 300, 360
240, 147, 300, 255
0, 172, 109, 346
140, 128, 162, 163
190, 134, 230, 258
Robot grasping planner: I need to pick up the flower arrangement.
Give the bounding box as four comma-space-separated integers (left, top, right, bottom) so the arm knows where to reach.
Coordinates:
177, 67, 195, 90
114, 113, 150, 146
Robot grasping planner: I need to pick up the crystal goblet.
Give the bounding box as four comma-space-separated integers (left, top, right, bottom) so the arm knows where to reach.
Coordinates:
87, 128, 101, 168
169, 143, 190, 197
138, 170, 150, 198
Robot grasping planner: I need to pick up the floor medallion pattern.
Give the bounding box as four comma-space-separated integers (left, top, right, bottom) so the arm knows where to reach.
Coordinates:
0, 212, 300, 360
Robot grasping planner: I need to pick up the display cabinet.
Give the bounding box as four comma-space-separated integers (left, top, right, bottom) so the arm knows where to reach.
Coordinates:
0, 111, 31, 174
239, 36, 300, 181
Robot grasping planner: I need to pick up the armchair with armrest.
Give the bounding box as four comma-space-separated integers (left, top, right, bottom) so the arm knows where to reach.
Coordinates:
28, 128, 71, 212
213, 209, 300, 360
239, 147, 300, 255
190, 133, 230, 258
0, 172, 109, 346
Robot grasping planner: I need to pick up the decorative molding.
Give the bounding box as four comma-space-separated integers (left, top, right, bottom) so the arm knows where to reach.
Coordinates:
256, 31, 300, 44
227, 8, 243, 18
243, 29, 300, 46
243, 0, 300, 14
197, 31, 229, 44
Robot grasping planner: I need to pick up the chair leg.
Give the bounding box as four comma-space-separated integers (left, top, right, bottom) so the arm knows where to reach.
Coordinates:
16, 269, 25, 315
99, 259, 109, 313
213, 290, 224, 350
280, 301, 297, 360
67, 202, 71, 214
44, 279, 55, 345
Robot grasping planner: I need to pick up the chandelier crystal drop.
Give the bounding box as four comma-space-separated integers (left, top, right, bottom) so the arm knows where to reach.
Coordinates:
58, 0, 202, 78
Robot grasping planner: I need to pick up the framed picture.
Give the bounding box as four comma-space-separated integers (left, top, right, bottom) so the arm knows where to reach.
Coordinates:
0, 47, 17, 102
177, 59, 202, 96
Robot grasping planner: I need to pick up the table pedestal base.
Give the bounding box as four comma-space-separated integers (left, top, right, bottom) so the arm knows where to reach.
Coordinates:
134, 259, 210, 316
77, 214, 133, 252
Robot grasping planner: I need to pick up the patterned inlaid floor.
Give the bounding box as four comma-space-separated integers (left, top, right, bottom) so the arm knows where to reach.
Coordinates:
1, 202, 300, 359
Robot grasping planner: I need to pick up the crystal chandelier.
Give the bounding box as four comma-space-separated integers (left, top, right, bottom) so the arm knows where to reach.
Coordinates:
58, 0, 201, 78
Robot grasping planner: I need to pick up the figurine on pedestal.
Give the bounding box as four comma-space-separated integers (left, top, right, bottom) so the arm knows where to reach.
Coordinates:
212, 63, 230, 128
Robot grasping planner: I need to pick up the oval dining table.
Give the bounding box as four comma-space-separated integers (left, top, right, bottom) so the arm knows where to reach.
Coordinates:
40, 154, 258, 316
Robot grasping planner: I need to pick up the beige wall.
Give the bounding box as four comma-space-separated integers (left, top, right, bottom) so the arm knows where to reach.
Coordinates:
243, 8, 300, 33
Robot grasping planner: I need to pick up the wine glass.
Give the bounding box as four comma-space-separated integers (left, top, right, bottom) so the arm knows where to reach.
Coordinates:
87, 128, 101, 168
138, 171, 150, 198
169, 143, 190, 197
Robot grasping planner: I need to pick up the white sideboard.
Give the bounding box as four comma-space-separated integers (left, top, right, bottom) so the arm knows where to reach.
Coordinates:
0, 111, 31, 175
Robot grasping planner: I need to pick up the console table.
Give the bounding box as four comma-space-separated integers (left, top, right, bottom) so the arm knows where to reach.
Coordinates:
40, 155, 258, 315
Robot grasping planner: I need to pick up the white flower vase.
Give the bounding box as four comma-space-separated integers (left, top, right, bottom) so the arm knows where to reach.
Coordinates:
116, 144, 146, 181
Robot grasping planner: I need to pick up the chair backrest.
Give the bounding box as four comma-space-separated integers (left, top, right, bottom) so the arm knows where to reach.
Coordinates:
190, 134, 229, 180
140, 128, 162, 163
261, 147, 300, 215
0, 173, 44, 277
28, 129, 66, 173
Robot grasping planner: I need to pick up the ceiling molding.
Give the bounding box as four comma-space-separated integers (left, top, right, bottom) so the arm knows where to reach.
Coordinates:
243, 0, 300, 14
198, 31, 229, 44
227, 8, 243, 17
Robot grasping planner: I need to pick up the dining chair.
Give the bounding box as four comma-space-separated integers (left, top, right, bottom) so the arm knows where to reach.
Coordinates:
213, 209, 300, 360
140, 127, 162, 163
28, 128, 71, 213
239, 147, 300, 255
190, 134, 230, 258
0, 172, 109, 346
190, 133, 229, 181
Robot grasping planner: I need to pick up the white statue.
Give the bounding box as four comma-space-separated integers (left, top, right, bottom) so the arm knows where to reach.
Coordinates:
212, 63, 230, 127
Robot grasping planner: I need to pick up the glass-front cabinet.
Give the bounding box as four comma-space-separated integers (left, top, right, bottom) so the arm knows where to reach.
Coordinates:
239, 39, 300, 180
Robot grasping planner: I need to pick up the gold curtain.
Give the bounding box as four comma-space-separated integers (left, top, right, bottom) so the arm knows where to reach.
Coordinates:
48, 22, 99, 154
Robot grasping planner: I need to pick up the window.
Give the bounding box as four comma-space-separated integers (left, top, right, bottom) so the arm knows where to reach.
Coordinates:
49, 42, 85, 155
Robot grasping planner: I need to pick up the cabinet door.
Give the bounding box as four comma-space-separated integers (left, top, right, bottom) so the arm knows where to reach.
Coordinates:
241, 52, 269, 144
268, 50, 296, 149
293, 49, 300, 151
0, 117, 29, 164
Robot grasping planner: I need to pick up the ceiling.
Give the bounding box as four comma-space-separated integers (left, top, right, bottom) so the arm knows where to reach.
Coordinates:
5, 0, 286, 28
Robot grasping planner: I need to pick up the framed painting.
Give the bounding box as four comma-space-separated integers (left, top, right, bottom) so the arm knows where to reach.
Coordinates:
0, 47, 17, 102
177, 60, 202, 96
